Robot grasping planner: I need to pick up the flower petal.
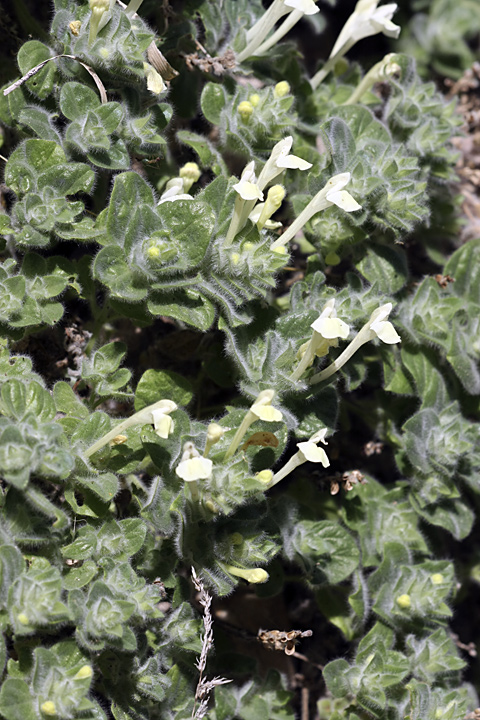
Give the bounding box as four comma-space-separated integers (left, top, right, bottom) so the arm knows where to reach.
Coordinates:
252, 404, 283, 422
276, 154, 313, 170
312, 316, 350, 339
176, 456, 213, 481
326, 189, 362, 212
371, 320, 401, 344
297, 441, 330, 466
233, 180, 264, 201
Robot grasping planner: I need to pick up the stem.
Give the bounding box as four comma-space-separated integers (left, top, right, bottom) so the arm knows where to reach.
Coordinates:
289, 339, 316, 382
254, 9, 302, 56
308, 326, 370, 385
125, 0, 144, 16
310, 55, 337, 89
268, 453, 304, 488
224, 412, 255, 461
237, 0, 290, 62
224, 196, 246, 247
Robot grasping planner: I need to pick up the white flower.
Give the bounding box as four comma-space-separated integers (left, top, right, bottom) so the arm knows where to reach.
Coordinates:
366, 303, 401, 344
311, 300, 350, 343
258, 136, 312, 189
233, 160, 264, 201
271, 172, 361, 250
330, 1, 400, 58
324, 173, 362, 212
176, 441, 213, 482
297, 428, 330, 467
251, 389, 283, 422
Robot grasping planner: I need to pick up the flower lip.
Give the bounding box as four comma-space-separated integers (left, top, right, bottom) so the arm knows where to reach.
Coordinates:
233, 180, 264, 201
312, 316, 350, 340
284, 0, 320, 15
176, 456, 213, 482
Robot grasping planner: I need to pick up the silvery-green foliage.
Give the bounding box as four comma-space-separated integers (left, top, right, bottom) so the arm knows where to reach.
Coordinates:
0, 0, 478, 718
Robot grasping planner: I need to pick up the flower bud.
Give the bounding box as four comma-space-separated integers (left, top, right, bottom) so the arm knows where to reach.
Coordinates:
274, 81, 290, 98
237, 100, 254, 123
74, 665, 94, 680
396, 594, 411, 609
41, 701, 57, 716
249, 93, 260, 107
430, 573, 444, 585
179, 162, 201, 192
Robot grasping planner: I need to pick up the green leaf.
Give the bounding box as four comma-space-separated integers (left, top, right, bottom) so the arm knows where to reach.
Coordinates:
0, 678, 36, 720
17, 41, 55, 99
290, 520, 359, 584
60, 81, 100, 120
357, 243, 408, 294
134, 369, 193, 410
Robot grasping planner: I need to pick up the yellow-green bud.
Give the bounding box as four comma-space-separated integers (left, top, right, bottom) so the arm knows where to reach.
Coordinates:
74, 665, 93, 680
243, 242, 254, 251
237, 101, 254, 123
256, 185, 285, 230
231, 252, 241, 265
249, 93, 260, 107
396, 594, 411, 609
147, 246, 160, 259
430, 573, 444, 585
203, 422, 225, 458
225, 565, 269, 583
207, 423, 224, 443
271, 245, 288, 255
179, 162, 201, 192
256, 469, 273, 485
41, 701, 57, 716
17, 613, 29, 625
325, 251, 341, 266
274, 81, 290, 98
230, 532, 244, 545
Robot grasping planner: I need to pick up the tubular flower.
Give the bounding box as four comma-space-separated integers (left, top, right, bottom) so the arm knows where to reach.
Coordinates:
225, 162, 263, 246
84, 398, 178, 458
257, 136, 312, 191
311, 0, 400, 88
290, 299, 350, 381
343, 53, 401, 105
224, 389, 283, 460
88, 0, 115, 45
237, 0, 319, 62
309, 302, 401, 385
269, 428, 330, 487
271, 172, 361, 251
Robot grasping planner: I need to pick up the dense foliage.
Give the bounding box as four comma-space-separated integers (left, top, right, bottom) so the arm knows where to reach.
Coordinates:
0, 1, 479, 719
